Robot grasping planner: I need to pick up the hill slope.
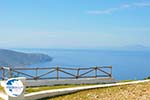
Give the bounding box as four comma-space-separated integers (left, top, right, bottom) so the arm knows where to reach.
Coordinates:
0, 49, 52, 67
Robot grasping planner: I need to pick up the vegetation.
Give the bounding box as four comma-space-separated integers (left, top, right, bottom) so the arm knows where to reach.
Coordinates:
0, 86, 3, 91
119, 80, 134, 82
144, 76, 150, 80
26, 84, 94, 93
0, 49, 52, 66
0, 86, 4, 100
41, 82, 150, 100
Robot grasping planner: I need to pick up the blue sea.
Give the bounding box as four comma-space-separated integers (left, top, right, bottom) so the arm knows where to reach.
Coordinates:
13, 48, 150, 80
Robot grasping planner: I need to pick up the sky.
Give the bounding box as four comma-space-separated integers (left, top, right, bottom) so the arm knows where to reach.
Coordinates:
0, 0, 150, 49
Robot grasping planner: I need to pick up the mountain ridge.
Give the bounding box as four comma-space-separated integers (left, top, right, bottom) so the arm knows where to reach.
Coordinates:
0, 49, 52, 67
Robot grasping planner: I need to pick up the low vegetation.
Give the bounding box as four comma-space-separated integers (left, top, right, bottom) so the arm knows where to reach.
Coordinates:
0, 86, 4, 93
26, 84, 94, 93
44, 82, 150, 100
119, 80, 134, 82
144, 76, 150, 80
0, 86, 3, 100
0, 86, 3, 91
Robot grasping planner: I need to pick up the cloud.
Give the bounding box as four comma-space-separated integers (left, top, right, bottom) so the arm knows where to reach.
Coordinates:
120, 4, 131, 8
134, 2, 150, 7
87, 8, 118, 14
87, 2, 150, 15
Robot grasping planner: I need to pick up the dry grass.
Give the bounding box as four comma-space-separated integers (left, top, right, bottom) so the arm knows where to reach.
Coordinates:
26, 84, 94, 93
0, 86, 4, 100
48, 82, 150, 100
0, 87, 3, 91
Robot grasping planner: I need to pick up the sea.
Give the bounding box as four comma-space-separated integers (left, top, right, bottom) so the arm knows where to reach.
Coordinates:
12, 48, 150, 80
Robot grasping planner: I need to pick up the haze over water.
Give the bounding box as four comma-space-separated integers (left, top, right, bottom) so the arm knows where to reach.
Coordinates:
14, 48, 150, 80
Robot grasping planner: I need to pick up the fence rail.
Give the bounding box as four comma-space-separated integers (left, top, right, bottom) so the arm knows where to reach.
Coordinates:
0, 66, 112, 80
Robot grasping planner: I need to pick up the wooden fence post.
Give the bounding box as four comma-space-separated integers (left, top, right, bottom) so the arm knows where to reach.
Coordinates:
110, 66, 112, 78
35, 67, 38, 80
2, 67, 5, 80
9, 66, 13, 78
76, 68, 80, 79
56, 65, 59, 80
95, 66, 97, 78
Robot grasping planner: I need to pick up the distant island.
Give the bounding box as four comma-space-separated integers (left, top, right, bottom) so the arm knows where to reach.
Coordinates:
0, 49, 52, 67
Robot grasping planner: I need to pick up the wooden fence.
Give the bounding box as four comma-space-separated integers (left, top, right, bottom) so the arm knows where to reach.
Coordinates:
0, 66, 112, 80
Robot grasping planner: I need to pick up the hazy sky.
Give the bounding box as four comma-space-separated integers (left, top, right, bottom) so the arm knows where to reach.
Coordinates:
0, 0, 150, 49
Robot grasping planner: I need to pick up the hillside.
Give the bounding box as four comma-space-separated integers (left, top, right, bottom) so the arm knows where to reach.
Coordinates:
0, 49, 52, 67
50, 81, 150, 100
